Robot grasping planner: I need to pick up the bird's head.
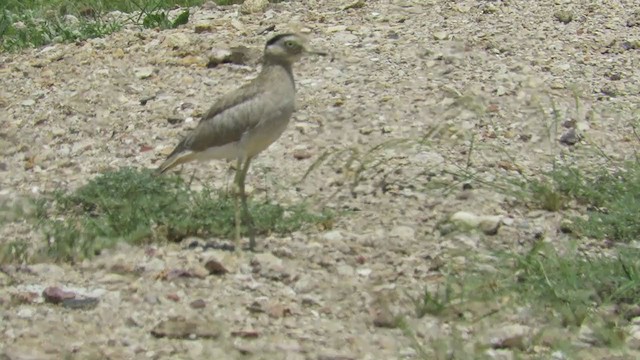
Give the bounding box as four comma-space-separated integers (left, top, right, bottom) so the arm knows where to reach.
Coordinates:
263, 33, 326, 64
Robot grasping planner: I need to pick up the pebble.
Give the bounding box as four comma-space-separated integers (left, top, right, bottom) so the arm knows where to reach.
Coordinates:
151, 317, 222, 339
42, 286, 76, 304
450, 212, 502, 235
485, 349, 514, 360
559, 128, 580, 146
322, 230, 344, 242
240, 0, 268, 14
484, 324, 531, 350
133, 67, 154, 79
163, 33, 191, 49
17, 307, 35, 319
626, 326, 640, 350
390, 225, 415, 240
336, 264, 354, 276
194, 22, 213, 34
190, 299, 206, 309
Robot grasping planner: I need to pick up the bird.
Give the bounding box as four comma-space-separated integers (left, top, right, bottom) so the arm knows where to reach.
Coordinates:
155, 33, 326, 251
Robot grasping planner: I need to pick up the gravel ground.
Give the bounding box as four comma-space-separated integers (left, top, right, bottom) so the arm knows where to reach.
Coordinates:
1, 0, 640, 359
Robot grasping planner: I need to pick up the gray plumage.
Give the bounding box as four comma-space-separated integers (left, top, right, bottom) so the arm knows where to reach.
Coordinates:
156, 34, 314, 175
154, 33, 325, 250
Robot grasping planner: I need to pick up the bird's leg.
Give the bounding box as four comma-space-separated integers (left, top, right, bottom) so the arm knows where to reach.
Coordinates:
233, 158, 243, 252
238, 156, 256, 250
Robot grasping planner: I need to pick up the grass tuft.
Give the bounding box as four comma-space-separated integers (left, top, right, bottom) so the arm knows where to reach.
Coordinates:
0, 0, 208, 52
2, 167, 334, 263
527, 161, 640, 242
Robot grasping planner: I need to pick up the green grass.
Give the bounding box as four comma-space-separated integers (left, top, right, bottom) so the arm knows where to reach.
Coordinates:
404, 241, 640, 356
0, 0, 210, 52
524, 161, 640, 242
1, 167, 334, 263
398, 130, 640, 357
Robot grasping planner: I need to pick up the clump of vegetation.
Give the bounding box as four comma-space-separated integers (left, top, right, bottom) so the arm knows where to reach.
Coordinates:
0, 0, 206, 52
526, 161, 640, 242
1, 167, 333, 263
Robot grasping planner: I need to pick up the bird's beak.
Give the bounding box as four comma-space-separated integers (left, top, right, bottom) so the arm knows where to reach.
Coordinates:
304, 48, 328, 57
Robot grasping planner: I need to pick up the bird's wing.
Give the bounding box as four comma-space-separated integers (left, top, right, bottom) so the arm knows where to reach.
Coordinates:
156, 81, 265, 174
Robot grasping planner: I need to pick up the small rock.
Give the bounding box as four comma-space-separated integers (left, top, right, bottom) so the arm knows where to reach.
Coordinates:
318, 352, 356, 360
327, 25, 347, 33
332, 31, 359, 44
601, 83, 623, 97
204, 259, 228, 275
151, 316, 222, 339
143, 257, 165, 273
98, 273, 127, 284
559, 128, 580, 146
140, 94, 156, 106
343, 0, 365, 10
240, 0, 268, 14
251, 253, 289, 281
201, 1, 218, 10
17, 307, 35, 319
293, 148, 312, 160
231, 329, 260, 338
144, 294, 160, 305
266, 301, 290, 318
485, 324, 531, 350
372, 309, 398, 329
450, 212, 502, 235
322, 230, 344, 242
554, 10, 573, 24
479, 216, 502, 235
190, 299, 206, 309
626, 325, 640, 349
158, 268, 206, 281
390, 225, 415, 240
550, 80, 565, 89
207, 46, 253, 68
485, 349, 514, 360
194, 22, 213, 33
134, 67, 154, 79
578, 324, 599, 345
293, 274, 316, 294
356, 268, 372, 277
42, 286, 75, 304
164, 33, 191, 49
21, 99, 36, 106
433, 31, 448, 40
551, 351, 567, 360
628, 10, 640, 27
336, 264, 354, 276
61, 297, 99, 310
559, 219, 573, 233
166, 293, 180, 302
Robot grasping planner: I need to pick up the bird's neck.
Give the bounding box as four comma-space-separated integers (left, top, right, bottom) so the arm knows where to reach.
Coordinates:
262, 56, 293, 72
260, 57, 295, 89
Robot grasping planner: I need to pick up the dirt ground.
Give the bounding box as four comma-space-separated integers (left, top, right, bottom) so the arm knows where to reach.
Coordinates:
1, 0, 640, 359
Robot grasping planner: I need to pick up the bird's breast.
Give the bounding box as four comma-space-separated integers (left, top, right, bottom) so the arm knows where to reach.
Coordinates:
241, 95, 295, 158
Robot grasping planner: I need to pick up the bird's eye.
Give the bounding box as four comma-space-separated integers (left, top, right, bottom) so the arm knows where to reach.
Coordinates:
284, 41, 295, 48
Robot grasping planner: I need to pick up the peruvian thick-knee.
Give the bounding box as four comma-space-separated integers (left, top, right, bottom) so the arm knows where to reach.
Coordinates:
155, 33, 325, 250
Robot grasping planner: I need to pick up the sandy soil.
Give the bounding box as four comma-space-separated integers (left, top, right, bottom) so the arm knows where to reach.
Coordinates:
1, 0, 640, 359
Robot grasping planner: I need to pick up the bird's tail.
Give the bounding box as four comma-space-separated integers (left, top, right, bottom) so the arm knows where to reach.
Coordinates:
155, 150, 196, 175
